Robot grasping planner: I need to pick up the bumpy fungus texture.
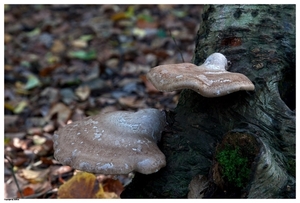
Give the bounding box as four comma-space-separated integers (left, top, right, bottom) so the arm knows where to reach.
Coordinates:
53, 108, 166, 175
146, 53, 255, 97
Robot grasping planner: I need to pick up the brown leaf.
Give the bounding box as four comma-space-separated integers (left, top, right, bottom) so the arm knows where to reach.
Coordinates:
46, 102, 72, 124
43, 122, 55, 133
5, 33, 12, 44
17, 186, 34, 198
40, 157, 54, 165
103, 178, 124, 197
118, 96, 146, 109
16, 180, 53, 198
28, 180, 52, 196
13, 156, 28, 167
39, 64, 61, 77
136, 19, 158, 29
58, 172, 119, 198
51, 39, 66, 54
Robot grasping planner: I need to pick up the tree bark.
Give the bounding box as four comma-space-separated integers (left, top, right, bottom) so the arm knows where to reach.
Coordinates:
121, 5, 295, 198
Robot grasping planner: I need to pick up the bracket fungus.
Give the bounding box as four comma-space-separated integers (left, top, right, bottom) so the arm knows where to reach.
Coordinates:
146, 53, 255, 97
53, 108, 166, 175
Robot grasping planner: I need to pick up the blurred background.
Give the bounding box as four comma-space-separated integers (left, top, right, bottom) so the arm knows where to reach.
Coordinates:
4, 5, 203, 198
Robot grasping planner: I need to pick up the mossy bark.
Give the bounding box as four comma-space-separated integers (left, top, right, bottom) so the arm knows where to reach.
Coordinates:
121, 5, 295, 198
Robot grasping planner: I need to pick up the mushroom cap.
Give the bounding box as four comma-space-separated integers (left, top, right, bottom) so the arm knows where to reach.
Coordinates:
53, 108, 166, 175
146, 53, 255, 97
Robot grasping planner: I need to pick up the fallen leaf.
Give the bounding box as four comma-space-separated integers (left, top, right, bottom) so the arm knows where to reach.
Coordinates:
5, 33, 12, 44
111, 6, 134, 21
103, 178, 124, 196
34, 182, 53, 196
13, 138, 32, 150
111, 12, 128, 21
4, 173, 28, 199
80, 34, 94, 41
43, 122, 55, 133
136, 19, 158, 29
188, 175, 209, 198
4, 102, 16, 112
13, 156, 28, 167
30, 139, 53, 156
72, 39, 88, 48
118, 96, 146, 108
32, 135, 46, 145
28, 127, 43, 136
17, 186, 34, 198
95, 184, 119, 199
20, 168, 50, 183
75, 85, 91, 101
68, 50, 97, 60
24, 74, 41, 90
46, 102, 72, 123
26, 28, 41, 37
40, 157, 54, 165
39, 64, 61, 77
13, 100, 28, 114
51, 39, 66, 54
50, 165, 73, 176
132, 28, 146, 38
58, 172, 119, 198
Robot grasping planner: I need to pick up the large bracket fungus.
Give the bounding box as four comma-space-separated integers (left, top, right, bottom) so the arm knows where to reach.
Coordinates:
146, 53, 255, 97
53, 108, 167, 175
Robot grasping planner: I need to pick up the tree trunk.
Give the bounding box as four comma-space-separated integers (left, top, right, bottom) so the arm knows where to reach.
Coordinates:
121, 5, 295, 198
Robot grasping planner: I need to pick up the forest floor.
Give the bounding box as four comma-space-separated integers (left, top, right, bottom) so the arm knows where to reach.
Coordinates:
4, 4, 203, 198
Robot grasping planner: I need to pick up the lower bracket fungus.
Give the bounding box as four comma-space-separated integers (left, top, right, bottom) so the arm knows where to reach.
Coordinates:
146, 53, 255, 97
53, 108, 167, 175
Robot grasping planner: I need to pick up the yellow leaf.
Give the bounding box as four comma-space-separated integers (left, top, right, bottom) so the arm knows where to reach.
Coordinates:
111, 12, 128, 21
4, 102, 15, 111
95, 183, 118, 199
58, 172, 119, 198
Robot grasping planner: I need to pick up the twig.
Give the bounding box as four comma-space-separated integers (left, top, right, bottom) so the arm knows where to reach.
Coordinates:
168, 29, 185, 63
5, 154, 24, 198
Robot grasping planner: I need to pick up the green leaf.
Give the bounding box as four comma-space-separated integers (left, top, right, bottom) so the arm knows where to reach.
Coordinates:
26, 28, 41, 37
157, 29, 167, 38
132, 28, 146, 38
80, 35, 94, 41
68, 50, 97, 60
33, 135, 46, 145
13, 100, 28, 114
172, 10, 187, 18
125, 6, 135, 18
24, 74, 41, 90
137, 14, 153, 22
